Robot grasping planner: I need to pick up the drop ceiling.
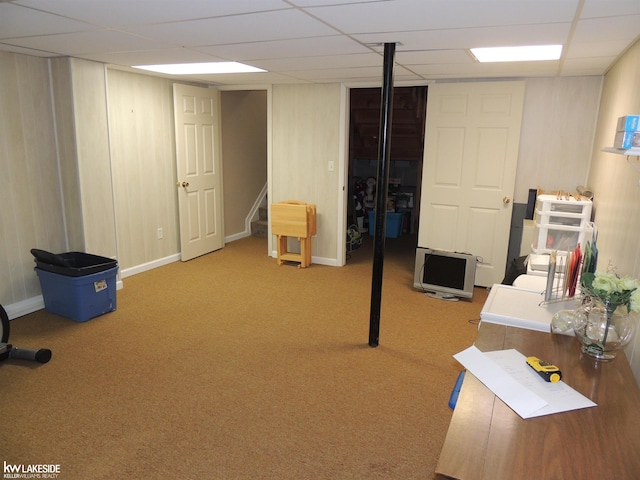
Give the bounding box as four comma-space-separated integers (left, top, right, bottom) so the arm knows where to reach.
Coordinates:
1, 0, 639, 86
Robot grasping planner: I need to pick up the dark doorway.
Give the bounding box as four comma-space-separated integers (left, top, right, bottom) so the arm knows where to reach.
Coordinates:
347, 86, 427, 256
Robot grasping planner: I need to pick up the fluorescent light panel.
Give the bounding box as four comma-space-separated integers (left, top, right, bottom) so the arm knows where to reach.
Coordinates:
470, 45, 562, 63
133, 62, 266, 75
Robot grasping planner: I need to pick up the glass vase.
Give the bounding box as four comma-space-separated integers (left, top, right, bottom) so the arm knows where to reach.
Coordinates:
573, 299, 636, 361
550, 309, 576, 335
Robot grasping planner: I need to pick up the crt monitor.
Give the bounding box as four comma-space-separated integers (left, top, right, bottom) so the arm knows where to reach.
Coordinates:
413, 247, 477, 300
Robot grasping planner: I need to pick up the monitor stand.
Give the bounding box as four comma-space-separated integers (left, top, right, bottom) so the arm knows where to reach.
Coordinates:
426, 291, 460, 302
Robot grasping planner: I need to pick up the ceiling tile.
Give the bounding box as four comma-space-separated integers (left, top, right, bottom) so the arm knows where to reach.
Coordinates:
281, 64, 416, 80
182, 70, 309, 86
249, 52, 383, 71
306, 0, 579, 33
356, 23, 572, 52
570, 15, 640, 48
0, 42, 55, 57
565, 39, 636, 59
580, 0, 640, 18
195, 35, 370, 61
7, 30, 171, 55
396, 50, 472, 65
561, 57, 617, 76
14, 0, 292, 26
83, 49, 226, 67
123, 10, 338, 47
0, 4, 92, 38
410, 59, 561, 78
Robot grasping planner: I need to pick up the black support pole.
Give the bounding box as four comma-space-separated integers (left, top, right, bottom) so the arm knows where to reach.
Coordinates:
368, 42, 396, 348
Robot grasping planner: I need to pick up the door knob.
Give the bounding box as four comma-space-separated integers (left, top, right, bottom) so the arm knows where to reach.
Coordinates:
179, 181, 189, 188
502, 196, 511, 204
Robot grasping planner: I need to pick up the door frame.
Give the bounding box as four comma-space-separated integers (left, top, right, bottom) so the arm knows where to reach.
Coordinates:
342, 81, 430, 264
217, 84, 272, 254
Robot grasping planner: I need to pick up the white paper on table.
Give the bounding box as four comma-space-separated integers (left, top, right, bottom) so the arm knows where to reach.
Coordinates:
453, 346, 597, 419
485, 349, 597, 417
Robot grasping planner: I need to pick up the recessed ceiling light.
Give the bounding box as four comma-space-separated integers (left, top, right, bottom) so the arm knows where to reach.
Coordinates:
470, 45, 562, 63
132, 62, 266, 75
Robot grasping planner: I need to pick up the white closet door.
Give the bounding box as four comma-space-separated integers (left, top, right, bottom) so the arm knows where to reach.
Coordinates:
419, 81, 525, 287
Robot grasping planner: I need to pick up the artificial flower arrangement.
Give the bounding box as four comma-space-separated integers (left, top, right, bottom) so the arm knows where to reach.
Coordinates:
575, 270, 640, 360
580, 271, 640, 313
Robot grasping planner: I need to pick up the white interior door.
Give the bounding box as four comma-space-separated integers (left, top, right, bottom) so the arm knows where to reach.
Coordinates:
173, 83, 224, 261
418, 81, 525, 287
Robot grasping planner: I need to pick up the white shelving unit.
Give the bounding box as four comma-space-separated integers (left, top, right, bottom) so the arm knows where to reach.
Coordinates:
601, 147, 640, 156
532, 194, 593, 254
602, 148, 640, 180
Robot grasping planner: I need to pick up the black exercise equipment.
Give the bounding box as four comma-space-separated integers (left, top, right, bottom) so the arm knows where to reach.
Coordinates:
0, 304, 51, 364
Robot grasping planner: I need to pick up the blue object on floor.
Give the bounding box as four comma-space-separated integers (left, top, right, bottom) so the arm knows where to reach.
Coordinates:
448, 370, 466, 409
35, 266, 118, 322
367, 210, 406, 238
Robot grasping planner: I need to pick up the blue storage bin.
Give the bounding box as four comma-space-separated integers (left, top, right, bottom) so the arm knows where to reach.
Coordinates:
367, 211, 405, 238
35, 266, 118, 322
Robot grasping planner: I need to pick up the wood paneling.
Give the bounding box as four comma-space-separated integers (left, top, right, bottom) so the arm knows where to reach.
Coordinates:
515, 77, 601, 203
70, 59, 116, 258
107, 69, 179, 269
0, 52, 66, 305
50, 58, 83, 250
272, 84, 343, 262
587, 39, 640, 386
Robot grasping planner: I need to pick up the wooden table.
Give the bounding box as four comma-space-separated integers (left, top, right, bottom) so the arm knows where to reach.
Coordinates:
271, 200, 316, 268
436, 322, 640, 480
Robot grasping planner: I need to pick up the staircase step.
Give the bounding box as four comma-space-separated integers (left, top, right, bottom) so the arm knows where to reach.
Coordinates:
251, 219, 268, 237
258, 206, 268, 221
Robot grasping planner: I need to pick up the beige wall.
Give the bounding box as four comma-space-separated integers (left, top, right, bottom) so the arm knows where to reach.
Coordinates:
0, 52, 66, 307
67, 59, 116, 258
586, 39, 640, 384
49, 58, 117, 259
514, 76, 602, 202
107, 69, 180, 269
271, 84, 344, 263
108, 73, 269, 271
50, 58, 84, 251
221, 90, 268, 236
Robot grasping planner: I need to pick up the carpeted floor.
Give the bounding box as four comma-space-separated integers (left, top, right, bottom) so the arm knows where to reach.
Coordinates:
2, 235, 488, 479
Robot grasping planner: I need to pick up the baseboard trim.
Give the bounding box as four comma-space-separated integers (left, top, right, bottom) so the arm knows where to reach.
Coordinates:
120, 253, 182, 279
225, 231, 252, 243
6, 279, 125, 321
5, 295, 45, 320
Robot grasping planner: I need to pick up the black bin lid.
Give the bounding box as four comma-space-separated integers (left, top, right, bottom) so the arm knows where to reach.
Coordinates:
31, 249, 117, 277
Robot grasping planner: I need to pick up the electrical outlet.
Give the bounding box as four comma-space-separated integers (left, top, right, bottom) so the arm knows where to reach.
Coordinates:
157, 227, 164, 239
